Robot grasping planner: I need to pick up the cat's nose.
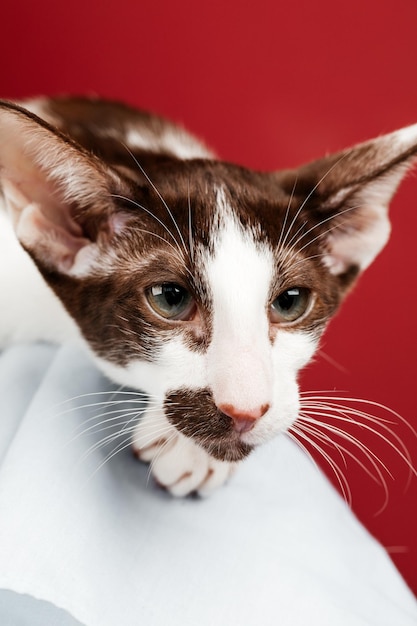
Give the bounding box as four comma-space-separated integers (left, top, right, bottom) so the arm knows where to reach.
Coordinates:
219, 403, 270, 434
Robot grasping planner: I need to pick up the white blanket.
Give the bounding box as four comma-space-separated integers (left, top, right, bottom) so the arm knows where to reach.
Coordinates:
0, 343, 416, 625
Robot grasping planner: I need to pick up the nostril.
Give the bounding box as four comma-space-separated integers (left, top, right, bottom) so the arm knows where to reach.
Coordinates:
218, 403, 270, 434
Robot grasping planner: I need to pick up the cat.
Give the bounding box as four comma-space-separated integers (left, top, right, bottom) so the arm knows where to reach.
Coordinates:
0, 96, 416, 496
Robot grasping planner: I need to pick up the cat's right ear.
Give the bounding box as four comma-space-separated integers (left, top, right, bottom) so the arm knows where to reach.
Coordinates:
0, 101, 129, 276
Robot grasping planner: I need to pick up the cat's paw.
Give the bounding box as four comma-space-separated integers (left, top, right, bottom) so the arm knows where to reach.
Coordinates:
132, 411, 235, 497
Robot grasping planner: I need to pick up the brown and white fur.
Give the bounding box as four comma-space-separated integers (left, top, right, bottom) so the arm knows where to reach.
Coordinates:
1, 97, 416, 496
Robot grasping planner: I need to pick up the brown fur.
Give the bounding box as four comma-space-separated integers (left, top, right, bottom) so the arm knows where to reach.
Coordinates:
165, 388, 253, 462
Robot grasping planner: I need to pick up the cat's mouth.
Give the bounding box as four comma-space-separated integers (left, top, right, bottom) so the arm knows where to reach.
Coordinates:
164, 388, 255, 462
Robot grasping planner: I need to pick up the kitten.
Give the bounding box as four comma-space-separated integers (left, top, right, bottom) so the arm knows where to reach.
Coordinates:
0, 97, 416, 496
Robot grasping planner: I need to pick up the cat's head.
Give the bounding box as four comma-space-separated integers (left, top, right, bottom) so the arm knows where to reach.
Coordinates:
1, 100, 416, 462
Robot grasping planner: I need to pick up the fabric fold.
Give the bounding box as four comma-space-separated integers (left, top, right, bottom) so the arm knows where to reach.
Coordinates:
0, 343, 416, 626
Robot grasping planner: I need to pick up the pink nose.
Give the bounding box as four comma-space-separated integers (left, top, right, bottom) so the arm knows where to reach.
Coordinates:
219, 403, 270, 434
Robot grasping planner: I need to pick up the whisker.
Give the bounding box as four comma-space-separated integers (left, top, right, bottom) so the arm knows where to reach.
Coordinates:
296, 417, 392, 514
301, 406, 416, 487
89, 433, 138, 476
289, 424, 352, 505
54, 397, 151, 419
120, 145, 189, 256
187, 178, 195, 262
53, 388, 152, 409
298, 416, 391, 486
146, 430, 179, 487
277, 175, 298, 252
300, 394, 417, 439
295, 204, 362, 255
277, 203, 360, 271
81, 417, 175, 481
297, 393, 417, 509
79, 420, 138, 459
315, 350, 349, 374
70, 407, 159, 441
279, 153, 348, 253
111, 193, 183, 255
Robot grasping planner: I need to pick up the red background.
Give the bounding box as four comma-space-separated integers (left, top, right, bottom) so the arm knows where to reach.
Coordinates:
2, 0, 416, 594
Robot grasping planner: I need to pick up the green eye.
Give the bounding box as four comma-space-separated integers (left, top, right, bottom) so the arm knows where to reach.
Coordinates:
270, 287, 311, 324
146, 283, 196, 320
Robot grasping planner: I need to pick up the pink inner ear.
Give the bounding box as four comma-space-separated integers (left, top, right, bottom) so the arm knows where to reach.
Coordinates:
17, 202, 93, 273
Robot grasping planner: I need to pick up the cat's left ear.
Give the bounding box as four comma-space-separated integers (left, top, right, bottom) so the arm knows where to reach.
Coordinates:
278, 125, 417, 278
0, 101, 129, 276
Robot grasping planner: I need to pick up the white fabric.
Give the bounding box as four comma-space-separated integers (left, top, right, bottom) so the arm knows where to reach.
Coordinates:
0, 343, 416, 625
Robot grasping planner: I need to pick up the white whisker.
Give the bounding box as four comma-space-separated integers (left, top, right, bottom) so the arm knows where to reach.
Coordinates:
119, 145, 188, 256
289, 424, 352, 505
277, 175, 298, 252
188, 178, 195, 262
111, 193, 184, 255
279, 153, 348, 254
295, 392, 417, 511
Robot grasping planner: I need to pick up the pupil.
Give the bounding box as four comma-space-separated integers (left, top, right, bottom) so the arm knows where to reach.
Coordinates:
164, 285, 183, 307
279, 289, 298, 310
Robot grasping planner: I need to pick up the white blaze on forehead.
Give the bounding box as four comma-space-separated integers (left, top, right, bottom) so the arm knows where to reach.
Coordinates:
204, 188, 275, 411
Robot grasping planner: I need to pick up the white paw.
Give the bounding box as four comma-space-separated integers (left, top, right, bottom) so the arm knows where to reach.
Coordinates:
132, 408, 235, 496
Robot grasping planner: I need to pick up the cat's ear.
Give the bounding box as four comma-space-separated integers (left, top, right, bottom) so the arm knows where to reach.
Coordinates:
0, 101, 128, 276
278, 125, 417, 278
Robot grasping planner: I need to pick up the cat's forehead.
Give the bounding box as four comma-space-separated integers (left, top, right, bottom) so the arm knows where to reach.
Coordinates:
109, 157, 333, 301
113, 171, 328, 308
121, 158, 299, 251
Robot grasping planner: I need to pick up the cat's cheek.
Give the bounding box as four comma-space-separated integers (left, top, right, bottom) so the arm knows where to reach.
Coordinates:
91, 336, 207, 397
271, 329, 319, 374
271, 330, 319, 431
243, 330, 319, 446
241, 390, 300, 447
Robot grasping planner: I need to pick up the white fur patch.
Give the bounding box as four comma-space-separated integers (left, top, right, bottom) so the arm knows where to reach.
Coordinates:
95, 335, 207, 397
202, 198, 318, 444
126, 126, 214, 160
204, 190, 275, 413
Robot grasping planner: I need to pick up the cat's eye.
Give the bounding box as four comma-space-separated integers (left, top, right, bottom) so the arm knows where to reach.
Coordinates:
270, 287, 311, 324
145, 283, 196, 321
